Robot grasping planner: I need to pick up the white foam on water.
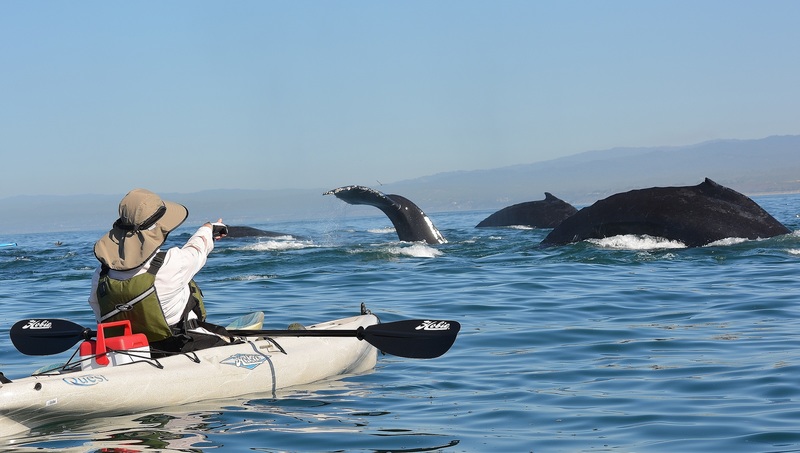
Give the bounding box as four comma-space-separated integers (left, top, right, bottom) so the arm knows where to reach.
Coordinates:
240, 239, 317, 252
367, 227, 396, 235
705, 237, 750, 247
587, 234, 687, 250
386, 243, 443, 258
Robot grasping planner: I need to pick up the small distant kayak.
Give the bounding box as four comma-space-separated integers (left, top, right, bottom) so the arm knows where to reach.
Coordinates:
0, 243, 16, 248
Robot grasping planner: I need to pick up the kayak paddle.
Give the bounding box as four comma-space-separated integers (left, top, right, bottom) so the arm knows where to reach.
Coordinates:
228, 319, 460, 359
10, 318, 460, 359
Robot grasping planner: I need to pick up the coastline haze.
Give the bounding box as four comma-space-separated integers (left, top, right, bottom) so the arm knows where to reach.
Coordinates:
3, 135, 798, 234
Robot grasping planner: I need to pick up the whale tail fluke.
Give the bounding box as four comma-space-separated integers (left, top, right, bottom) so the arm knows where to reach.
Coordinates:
325, 185, 447, 244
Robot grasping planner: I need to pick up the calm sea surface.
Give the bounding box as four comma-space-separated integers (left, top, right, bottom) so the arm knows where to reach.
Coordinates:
1, 194, 799, 452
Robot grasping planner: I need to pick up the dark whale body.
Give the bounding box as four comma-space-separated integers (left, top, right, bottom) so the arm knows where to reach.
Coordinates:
476, 193, 577, 228
541, 178, 791, 247
225, 226, 300, 239
324, 185, 446, 244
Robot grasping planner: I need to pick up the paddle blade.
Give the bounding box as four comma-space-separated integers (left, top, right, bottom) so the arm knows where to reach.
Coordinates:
362, 319, 460, 359
10, 319, 90, 356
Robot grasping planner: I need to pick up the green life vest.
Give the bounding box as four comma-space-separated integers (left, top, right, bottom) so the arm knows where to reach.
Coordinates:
96, 251, 207, 343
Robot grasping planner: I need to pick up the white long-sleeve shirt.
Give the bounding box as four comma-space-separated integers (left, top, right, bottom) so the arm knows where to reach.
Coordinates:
88, 224, 214, 328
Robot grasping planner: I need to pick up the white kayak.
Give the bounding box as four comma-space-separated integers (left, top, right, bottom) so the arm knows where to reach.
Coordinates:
0, 312, 379, 438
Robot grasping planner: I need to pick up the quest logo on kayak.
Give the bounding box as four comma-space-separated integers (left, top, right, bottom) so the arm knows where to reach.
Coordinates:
221, 353, 267, 370
63, 375, 108, 386
22, 319, 52, 330
416, 320, 451, 331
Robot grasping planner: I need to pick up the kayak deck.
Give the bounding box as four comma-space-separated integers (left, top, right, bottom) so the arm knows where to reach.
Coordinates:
0, 312, 379, 438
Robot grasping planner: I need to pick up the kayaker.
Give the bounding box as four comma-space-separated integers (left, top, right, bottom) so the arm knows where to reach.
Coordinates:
88, 188, 230, 356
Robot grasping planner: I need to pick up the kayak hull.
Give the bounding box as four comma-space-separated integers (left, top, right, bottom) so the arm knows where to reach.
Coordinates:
0, 313, 379, 437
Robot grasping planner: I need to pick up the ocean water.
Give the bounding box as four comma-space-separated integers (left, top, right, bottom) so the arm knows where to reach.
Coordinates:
0, 193, 799, 452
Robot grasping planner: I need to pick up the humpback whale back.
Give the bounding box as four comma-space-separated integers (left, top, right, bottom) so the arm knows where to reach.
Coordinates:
224, 226, 300, 239
476, 192, 577, 228
541, 178, 791, 247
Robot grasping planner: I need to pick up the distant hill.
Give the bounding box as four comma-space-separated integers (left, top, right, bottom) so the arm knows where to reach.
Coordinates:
382, 134, 800, 211
2, 135, 799, 234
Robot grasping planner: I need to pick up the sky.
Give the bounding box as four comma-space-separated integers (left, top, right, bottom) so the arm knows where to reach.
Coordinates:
2, 1, 799, 199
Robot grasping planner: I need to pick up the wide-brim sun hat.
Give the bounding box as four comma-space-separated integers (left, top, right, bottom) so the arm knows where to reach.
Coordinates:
94, 188, 188, 270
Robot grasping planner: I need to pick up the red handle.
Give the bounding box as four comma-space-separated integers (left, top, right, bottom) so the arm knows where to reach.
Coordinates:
94, 320, 133, 366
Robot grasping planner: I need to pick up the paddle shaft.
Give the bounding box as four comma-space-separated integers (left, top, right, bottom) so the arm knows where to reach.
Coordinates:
228, 328, 365, 338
